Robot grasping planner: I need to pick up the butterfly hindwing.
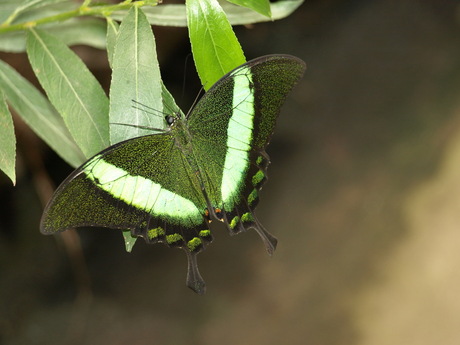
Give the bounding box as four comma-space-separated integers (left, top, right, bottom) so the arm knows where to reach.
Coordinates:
188, 55, 306, 252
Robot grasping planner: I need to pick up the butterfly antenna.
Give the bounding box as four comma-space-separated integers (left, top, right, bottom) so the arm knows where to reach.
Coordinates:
131, 99, 171, 118
180, 53, 193, 105
110, 122, 167, 133
179, 53, 206, 119
185, 86, 205, 119
161, 95, 182, 118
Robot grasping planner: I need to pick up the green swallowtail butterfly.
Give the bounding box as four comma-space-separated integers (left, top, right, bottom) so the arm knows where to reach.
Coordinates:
41, 55, 306, 294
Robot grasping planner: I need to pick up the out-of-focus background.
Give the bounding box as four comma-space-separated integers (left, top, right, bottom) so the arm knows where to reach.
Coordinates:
2, 0, 460, 344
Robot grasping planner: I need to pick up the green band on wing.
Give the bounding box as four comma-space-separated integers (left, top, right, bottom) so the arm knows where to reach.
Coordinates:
221, 66, 255, 208
83, 158, 202, 225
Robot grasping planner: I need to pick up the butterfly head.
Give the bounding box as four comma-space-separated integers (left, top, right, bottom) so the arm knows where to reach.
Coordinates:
165, 114, 175, 126
164, 109, 187, 129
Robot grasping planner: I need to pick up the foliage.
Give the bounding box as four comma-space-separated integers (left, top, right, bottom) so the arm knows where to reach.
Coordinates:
0, 0, 302, 248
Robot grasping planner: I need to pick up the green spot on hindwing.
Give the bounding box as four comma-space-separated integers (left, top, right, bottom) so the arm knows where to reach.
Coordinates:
229, 216, 240, 230
247, 189, 258, 206
241, 212, 254, 223
255, 154, 269, 169
166, 233, 184, 245
187, 237, 202, 252
199, 229, 211, 238
252, 170, 265, 187
198, 229, 213, 243
148, 227, 165, 240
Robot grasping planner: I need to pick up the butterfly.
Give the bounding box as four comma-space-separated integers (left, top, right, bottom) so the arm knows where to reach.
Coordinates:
40, 54, 306, 294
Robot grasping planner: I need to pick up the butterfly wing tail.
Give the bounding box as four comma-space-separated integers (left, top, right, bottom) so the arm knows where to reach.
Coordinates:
251, 215, 278, 255
185, 250, 206, 294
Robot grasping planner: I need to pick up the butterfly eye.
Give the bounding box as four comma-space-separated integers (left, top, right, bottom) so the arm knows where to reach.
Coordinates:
165, 115, 175, 125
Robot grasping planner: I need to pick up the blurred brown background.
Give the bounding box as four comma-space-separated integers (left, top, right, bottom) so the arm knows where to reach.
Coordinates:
2, 0, 460, 344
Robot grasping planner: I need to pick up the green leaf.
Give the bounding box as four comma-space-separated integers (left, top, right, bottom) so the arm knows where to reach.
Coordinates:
0, 31, 24, 53
160, 81, 182, 117
0, 59, 85, 167
122, 230, 138, 253
26, 28, 109, 158
226, 0, 271, 18
0, 19, 107, 53
113, 0, 304, 27
112, 4, 187, 26
109, 7, 164, 145
48, 18, 107, 50
186, 0, 245, 90
5, 0, 78, 25
0, 0, 21, 23
106, 17, 119, 69
109, 7, 183, 250
221, 0, 304, 25
0, 91, 16, 184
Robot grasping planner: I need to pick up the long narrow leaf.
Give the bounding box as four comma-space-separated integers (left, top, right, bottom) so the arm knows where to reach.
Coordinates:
113, 0, 304, 27
0, 59, 85, 167
106, 17, 119, 69
6, 0, 78, 25
0, 91, 16, 184
226, 0, 271, 17
26, 28, 109, 157
109, 7, 164, 145
222, 0, 303, 25
0, 19, 107, 53
160, 81, 182, 117
0, 0, 19, 23
186, 0, 245, 90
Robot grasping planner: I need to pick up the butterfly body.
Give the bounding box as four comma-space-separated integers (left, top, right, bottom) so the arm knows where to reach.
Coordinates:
41, 55, 306, 294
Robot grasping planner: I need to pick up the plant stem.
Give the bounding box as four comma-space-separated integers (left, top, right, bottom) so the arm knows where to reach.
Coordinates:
0, 0, 154, 34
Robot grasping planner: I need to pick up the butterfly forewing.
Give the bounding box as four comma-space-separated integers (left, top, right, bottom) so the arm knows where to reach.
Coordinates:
41, 133, 211, 249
